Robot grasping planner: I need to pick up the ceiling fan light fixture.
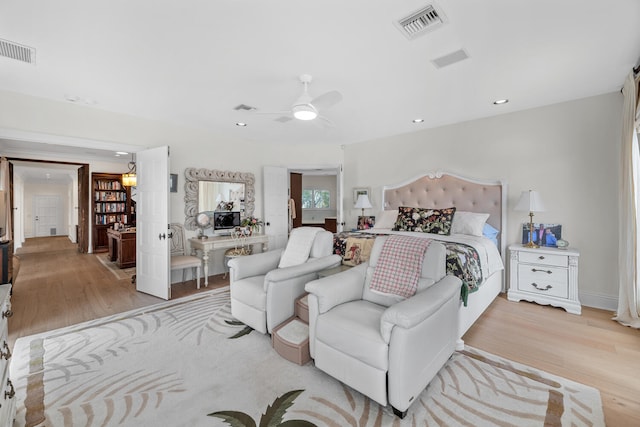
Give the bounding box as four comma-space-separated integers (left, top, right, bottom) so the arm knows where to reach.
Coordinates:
292, 103, 318, 121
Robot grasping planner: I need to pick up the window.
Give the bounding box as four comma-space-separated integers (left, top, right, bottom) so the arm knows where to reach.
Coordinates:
302, 189, 330, 209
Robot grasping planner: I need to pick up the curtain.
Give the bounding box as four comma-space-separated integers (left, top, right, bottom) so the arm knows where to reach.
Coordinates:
0, 158, 11, 242
614, 71, 640, 328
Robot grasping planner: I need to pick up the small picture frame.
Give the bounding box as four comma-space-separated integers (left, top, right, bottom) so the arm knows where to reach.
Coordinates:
522, 223, 562, 247
357, 216, 376, 230
169, 174, 178, 193
353, 187, 370, 203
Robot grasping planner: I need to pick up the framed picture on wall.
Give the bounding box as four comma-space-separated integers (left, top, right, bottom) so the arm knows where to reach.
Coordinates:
353, 187, 370, 203
522, 223, 562, 247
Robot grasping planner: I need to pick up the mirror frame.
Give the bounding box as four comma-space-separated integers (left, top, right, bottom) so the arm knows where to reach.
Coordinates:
184, 167, 255, 231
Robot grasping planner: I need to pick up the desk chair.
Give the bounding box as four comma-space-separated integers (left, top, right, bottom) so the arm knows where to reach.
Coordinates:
170, 223, 202, 288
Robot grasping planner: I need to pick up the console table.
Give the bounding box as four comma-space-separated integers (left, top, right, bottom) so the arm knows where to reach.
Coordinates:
189, 234, 269, 285
106, 228, 136, 269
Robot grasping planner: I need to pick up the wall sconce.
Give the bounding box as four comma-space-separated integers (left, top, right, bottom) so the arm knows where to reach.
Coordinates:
122, 154, 136, 187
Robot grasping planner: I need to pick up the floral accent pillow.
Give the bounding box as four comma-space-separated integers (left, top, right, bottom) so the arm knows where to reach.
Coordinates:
392, 206, 457, 235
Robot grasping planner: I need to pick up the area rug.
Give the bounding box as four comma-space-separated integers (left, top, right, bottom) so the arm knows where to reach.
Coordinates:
95, 253, 136, 281
11, 287, 605, 427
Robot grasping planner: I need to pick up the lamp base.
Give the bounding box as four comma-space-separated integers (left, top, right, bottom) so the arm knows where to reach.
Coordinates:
522, 241, 539, 249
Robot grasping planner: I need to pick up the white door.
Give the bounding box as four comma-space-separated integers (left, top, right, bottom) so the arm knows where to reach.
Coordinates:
263, 166, 289, 250
136, 146, 170, 300
34, 195, 60, 236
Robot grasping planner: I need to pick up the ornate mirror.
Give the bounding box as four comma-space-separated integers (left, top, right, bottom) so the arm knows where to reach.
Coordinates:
184, 168, 255, 231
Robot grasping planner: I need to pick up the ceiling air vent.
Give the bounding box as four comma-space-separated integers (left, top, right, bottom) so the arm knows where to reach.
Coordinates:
0, 38, 36, 64
431, 49, 470, 69
395, 4, 447, 40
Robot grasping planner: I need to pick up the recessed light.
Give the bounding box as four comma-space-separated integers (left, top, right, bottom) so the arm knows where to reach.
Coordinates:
412, 118, 424, 123
116, 151, 129, 155
493, 99, 509, 105
236, 122, 247, 127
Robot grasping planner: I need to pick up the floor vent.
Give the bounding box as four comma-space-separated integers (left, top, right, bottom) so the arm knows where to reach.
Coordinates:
395, 4, 447, 40
0, 38, 36, 64
432, 49, 470, 69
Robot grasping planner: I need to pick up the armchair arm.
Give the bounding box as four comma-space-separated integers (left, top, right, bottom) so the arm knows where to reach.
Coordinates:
228, 249, 283, 281
380, 275, 461, 343
305, 263, 367, 314
265, 255, 342, 283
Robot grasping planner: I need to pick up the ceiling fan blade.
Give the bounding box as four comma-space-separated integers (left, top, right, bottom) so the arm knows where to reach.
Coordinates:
250, 110, 290, 116
316, 115, 335, 128
275, 116, 293, 123
311, 90, 342, 110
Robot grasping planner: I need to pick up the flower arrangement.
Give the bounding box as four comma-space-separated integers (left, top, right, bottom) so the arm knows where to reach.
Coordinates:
241, 216, 264, 233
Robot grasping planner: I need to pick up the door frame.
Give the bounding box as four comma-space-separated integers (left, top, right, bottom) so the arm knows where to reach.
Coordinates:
287, 164, 343, 232
7, 158, 89, 252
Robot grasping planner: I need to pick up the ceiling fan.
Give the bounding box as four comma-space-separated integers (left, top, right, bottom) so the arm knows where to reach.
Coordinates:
252, 74, 342, 123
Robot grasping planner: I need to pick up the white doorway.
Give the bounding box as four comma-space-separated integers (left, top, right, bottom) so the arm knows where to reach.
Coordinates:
33, 195, 61, 237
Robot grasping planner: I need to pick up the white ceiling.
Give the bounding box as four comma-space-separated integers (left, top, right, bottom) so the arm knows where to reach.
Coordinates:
0, 0, 639, 154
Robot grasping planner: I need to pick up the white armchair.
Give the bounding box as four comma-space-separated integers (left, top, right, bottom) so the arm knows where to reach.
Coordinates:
229, 228, 341, 334
305, 236, 461, 418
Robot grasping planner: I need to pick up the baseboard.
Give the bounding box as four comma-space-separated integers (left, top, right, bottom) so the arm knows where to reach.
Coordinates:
579, 291, 618, 312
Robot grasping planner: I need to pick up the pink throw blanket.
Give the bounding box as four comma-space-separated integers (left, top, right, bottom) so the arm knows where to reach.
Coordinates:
369, 236, 431, 298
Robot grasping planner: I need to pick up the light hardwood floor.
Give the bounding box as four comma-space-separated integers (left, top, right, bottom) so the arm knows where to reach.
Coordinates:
8, 236, 640, 425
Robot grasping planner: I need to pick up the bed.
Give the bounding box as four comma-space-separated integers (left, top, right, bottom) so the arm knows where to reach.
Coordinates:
337, 171, 506, 350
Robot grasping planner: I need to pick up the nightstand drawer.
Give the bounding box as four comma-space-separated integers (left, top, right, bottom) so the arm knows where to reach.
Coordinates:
518, 251, 567, 267
517, 265, 568, 298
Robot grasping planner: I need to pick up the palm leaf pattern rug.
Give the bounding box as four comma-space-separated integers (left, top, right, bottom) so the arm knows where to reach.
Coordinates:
11, 287, 604, 426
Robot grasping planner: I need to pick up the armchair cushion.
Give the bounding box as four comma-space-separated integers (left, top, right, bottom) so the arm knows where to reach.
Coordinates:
316, 300, 388, 370
380, 275, 461, 343
278, 227, 322, 268
230, 275, 267, 311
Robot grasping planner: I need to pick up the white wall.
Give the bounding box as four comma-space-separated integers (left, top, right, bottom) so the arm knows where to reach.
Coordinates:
343, 92, 623, 310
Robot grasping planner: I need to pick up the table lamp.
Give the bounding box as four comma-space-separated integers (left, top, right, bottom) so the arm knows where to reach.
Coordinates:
354, 194, 372, 217
515, 190, 545, 248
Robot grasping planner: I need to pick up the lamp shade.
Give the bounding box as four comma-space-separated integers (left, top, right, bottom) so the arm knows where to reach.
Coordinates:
122, 173, 136, 187
354, 194, 373, 209
515, 190, 545, 212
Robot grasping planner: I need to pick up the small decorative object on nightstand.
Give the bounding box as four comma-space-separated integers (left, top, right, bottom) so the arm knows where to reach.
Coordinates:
507, 244, 581, 314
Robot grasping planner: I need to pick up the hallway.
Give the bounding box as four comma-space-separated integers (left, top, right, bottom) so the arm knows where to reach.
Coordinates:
8, 236, 225, 347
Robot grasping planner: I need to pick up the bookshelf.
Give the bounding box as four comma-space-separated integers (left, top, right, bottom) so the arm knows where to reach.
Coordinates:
92, 173, 136, 252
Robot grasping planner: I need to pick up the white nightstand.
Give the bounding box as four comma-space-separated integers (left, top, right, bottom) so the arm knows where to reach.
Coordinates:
507, 244, 581, 315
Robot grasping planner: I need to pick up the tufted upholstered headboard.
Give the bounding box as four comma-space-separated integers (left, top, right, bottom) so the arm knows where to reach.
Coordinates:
382, 171, 507, 255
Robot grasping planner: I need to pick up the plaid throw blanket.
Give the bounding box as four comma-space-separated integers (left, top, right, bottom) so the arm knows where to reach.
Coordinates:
369, 235, 431, 298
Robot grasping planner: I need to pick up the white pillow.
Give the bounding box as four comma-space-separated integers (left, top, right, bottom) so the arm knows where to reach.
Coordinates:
372, 210, 398, 229
451, 211, 490, 236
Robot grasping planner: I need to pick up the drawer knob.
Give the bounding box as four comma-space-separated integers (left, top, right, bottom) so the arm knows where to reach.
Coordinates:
4, 379, 14, 400
0, 342, 10, 360
1, 309, 12, 319
532, 282, 553, 291
538, 255, 545, 260
532, 268, 552, 274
